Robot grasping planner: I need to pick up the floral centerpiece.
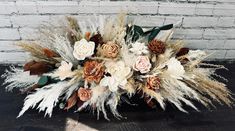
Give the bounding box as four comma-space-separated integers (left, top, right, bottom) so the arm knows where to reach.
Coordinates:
2, 14, 234, 120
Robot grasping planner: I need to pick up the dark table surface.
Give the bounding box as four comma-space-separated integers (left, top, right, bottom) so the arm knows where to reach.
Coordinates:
0, 61, 235, 131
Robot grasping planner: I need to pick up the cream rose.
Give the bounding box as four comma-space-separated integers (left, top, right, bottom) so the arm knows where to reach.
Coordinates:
100, 61, 131, 92
133, 56, 151, 74
165, 57, 185, 79
73, 38, 95, 60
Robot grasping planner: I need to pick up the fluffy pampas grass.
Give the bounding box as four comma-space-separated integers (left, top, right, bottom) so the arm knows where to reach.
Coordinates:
2, 66, 39, 91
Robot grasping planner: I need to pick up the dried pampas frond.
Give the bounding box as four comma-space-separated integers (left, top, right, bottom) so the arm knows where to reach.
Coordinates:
2, 66, 39, 91
18, 81, 70, 118
77, 85, 122, 120
102, 13, 126, 44
50, 34, 78, 66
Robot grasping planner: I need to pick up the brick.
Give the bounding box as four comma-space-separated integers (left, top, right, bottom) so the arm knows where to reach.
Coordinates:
225, 50, 235, 59
0, 28, 20, 40
37, 1, 79, 14
127, 15, 164, 27
195, 4, 214, 16
213, 4, 235, 16
173, 29, 204, 39
11, 15, 50, 28
0, 2, 17, 15
185, 40, 208, 49
164, 16, 183, 25
19, 28, 39, 40
77, 1, 100, 14
204, 29, 235, 39
183, 17, 218, 28
185, 40, 226, 49
206, 50, 226, 60
158, 3, 196, 15
16, 1, 38, 14
99, 1, 158, 14
0, 41, 21, 51
0, 16, 11, 27
224, 40, 235, 49
0, 52, 29, 63
216, 17, 235, 27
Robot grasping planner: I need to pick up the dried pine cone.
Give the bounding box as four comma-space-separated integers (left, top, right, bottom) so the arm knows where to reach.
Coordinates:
148, 39, 166, 55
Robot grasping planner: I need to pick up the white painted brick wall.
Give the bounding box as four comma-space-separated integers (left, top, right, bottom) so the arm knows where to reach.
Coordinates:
0, 0, 235, 63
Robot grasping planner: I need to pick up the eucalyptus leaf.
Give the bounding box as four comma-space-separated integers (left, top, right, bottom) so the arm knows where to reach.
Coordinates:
37, 76, 49, 86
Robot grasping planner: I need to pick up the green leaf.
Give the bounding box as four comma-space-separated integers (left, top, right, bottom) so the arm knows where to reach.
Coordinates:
37, 76, 49, 86
125, 25, 144, 42
148, 24, 173, 42
148, 29, 161, 42
159, 24, 173, 30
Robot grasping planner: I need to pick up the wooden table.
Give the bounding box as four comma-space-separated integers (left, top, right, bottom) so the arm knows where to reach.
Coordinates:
0, 61, 235, 131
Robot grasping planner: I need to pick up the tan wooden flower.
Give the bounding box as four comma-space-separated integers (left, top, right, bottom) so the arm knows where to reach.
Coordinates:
100, 41, 120, 58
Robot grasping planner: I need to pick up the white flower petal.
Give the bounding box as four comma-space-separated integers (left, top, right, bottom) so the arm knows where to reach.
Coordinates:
73, 38, 95, 60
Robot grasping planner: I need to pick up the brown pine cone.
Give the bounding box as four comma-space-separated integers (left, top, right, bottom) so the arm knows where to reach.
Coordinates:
148, 39, 166, 55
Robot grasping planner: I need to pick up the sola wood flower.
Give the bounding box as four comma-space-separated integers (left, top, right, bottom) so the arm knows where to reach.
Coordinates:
148, 39, 166, 55
83, 60, 105, 83
165, 58, 185, 79
54, 61, 75, 80
129, 42, 149, 55
146, 76, 161, 90
77, 87, 92, 101
73, 38, 95, 60
133, 56, 151, 74
100, 61, 131, 92
100, 41, 120, 58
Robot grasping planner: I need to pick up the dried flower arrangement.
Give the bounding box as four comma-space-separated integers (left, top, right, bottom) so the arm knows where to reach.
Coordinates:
2, 14, 234, 120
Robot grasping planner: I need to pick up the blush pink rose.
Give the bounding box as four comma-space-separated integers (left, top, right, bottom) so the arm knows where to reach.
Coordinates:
133, 56, 151, 74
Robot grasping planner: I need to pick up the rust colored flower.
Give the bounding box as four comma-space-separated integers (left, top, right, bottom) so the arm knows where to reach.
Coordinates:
83, 60, 105, 83
146, 76, 161, 90
148, 39, 166, 55
100, 41, 120, 58
77, 87, 92, 102
176, 48, 189, 57
23, 60, 54, 75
